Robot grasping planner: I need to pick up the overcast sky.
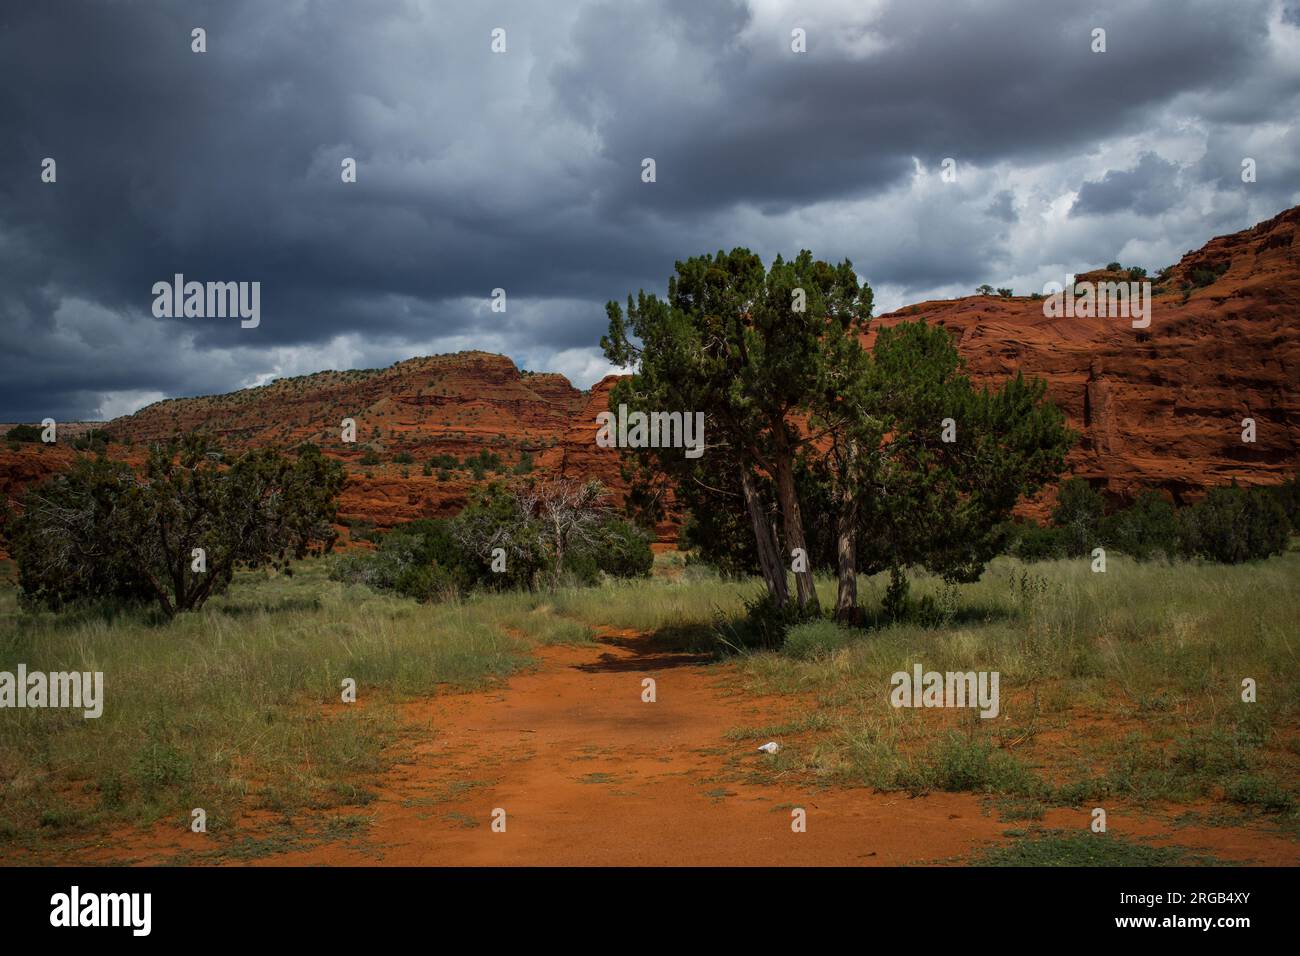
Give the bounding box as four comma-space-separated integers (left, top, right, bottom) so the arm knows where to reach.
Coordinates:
3, 0, 1299, 421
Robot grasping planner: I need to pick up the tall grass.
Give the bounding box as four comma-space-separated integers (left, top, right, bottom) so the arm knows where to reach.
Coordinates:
728, 553, 1300, 816
0, 561, 549, 845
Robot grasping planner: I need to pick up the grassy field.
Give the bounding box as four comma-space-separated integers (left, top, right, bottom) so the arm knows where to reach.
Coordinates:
727, 554, 1299, 825
0, 546, 1296, 857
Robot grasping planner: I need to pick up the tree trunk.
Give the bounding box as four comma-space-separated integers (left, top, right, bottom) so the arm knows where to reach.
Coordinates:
740, 470, 788, 606
834, 441, 858, 623
553, 522, 566, 586
773, 445, 819, 612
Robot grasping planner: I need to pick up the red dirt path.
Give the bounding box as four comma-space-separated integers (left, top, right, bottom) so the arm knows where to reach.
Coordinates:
264, 629, 1297, 866
44, 626, 1298, 867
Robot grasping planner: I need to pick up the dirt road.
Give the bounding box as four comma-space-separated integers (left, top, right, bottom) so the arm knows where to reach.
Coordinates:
252, 627, 1293, 867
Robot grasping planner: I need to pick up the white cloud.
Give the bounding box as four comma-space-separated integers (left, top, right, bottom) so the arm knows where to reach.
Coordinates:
96, 389, 167, 421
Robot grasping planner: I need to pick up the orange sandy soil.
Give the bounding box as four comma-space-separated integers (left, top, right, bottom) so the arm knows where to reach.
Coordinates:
31, 627, 1300, 867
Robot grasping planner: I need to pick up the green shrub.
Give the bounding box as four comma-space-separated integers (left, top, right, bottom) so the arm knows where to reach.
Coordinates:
1267, 474, 1299, 532
7, 438, 342, 616
715, 591, 817, 651
463, 450, 504, 475
71, 429, 109, 453
1101, 490, 1183, 560
930, 734, 1039, 795
784, 619, 856, 659
330, 518, 471, 602
880, 566, 911, 620
591, 518, 654, 579
1180, 484, 1289, 563
1051, 478, 1106, 556
1003, 521, 1068, 561
1189, 262, 1229, 287
5, 423, 44, 443
1225, 775, 1295, 814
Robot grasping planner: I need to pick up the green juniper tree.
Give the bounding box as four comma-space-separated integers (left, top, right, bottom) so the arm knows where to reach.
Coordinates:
604, 250, 1072, 629
603, 248, 871, 612
6, 436, 343, 617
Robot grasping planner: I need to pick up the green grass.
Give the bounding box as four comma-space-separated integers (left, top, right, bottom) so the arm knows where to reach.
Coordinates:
726, 553, 1300, 817
1, 547, 1296, 857
0, 559, 550, 849
972, 829, 1230, 867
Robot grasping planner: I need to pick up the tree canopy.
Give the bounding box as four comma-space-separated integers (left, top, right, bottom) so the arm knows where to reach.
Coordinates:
6, 436, 344, 617
604, 249, 1074, 628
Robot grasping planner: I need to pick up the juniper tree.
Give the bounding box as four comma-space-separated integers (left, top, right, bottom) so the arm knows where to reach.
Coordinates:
846, 322, 1073, 614
6, 436, 344, 617
603, 248, 872, 611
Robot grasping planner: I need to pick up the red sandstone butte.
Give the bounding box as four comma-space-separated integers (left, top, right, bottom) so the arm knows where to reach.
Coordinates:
866, 205, 1300, 514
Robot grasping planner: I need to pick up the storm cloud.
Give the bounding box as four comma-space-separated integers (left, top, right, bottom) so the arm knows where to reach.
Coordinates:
2, 0, 1299, 420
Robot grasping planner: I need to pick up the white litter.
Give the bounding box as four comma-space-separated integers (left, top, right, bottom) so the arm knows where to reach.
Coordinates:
757, 741, 780, 754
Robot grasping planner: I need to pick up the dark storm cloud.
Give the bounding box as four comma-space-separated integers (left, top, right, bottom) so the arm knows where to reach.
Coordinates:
1, 0, 1298, 419
556, 0, 1271, 215
1071, 152, 1182, 216
986, 191, 1018, 224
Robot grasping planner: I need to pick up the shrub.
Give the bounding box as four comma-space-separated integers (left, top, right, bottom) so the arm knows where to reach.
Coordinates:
1189, 262, 1229, 288
463, 450, 505, 475
784, 619, 855, 659
1003, 520, 1067, 561
71, 429, 109, 453
1051, 478, 1106, 557
1101, 490, 1183, 560
1180, 484, 1289, 563
927, 734, 1040, 795
330, 519, 471, 602
590, 518, 654, 579
1105, 261, 1122, 272
715, 591, 816, 652
1266, 474, 1299, 532
1225, 775, 1295, 814
5, 424, 43, 443
339, 484, 652, 601
7, 437, 343, 616
881, 566, 910, 621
